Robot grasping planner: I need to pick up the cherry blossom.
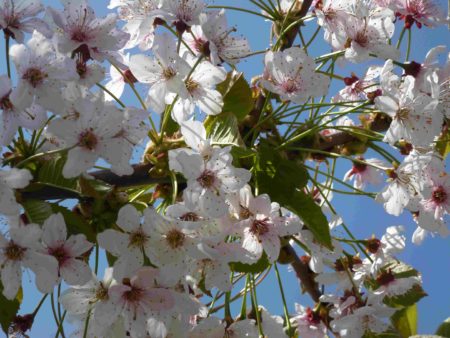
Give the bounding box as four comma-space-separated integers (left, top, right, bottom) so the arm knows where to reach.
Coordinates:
182, 9, 251, 65
0, 221, 58, 300
47, 0, 129, 64
343, 158, 387, 189
129, 33, 190, 113
291, 303, 328, 338
59, 268, 120, 337
0, 0, 50, 42
0, 167, 32, 216
172, 54, 227, 122
262, 47, 330, 103
9, 30, 77, 111
41, 213, 93, 286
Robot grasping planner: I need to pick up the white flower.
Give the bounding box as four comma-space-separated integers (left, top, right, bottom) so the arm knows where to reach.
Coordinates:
108, 0, 163, 50
182, 9, 251, 65
330, 295, 394, 338
262, 47, 330, 104
109, 267, 201, 338
172, 55, 227, 123
343, 158, 387, 189
375, 76, 442, 147
160, 0, 205, 32
48, 0, 129, 64
393, 0, 447, 29
420, 175, 450, 219
376, 154, 426, 216
291, 303, 328, 338
0, 0, 51, 42
260, 306, 288, 337
173, 147, 251, 218
143, 207, 204, 283
332, 2, 399, 63
41, 213, 93, 286
189, 317, 258, 338
0, 75, 47, 145
0, 222, 58, 300
59, 268, 120, 337
333, 66, 381, 102
97, 204, 150, 281
9, 30, 77, 111
168, 120, 213, 172
46, 95, 129, 178
0, 168, 32, 216
239, 191, 301, 262
129, 33, 190, 114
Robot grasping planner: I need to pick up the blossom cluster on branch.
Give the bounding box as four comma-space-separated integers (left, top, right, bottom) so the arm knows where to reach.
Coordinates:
0, 0, 449, 337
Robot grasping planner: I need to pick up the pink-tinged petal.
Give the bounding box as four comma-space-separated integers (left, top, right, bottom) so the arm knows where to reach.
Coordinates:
65, 234, 93, 257
261, 233, 281, 262
97, 229, 129, 257
112, 249, 143, 281
116, 204, 141, 232
61, 259, 92, 286
42, 213, 67, 247
10, 224, 42, 249
93, 299, 122, 327
1, 261, 21, 300
59, 288, 95, 315
144, 288, 175, 311
1, 168, 32, 189
200, 188, 228, 218
374, 96, 398, 117
63, 147, 98, 178
242, 230, 263, 259
180, 120, 206, 152
129, 54, 161, 84
24, 253, 59, 294
249, 194, 272, 215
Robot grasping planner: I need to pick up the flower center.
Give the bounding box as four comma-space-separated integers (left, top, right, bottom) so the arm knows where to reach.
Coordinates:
186, 79, 200, 93
365, 238, 381, 254
239, 206, 253, 219
165, 228, 185, 249
197, 169, 216, 188
194, 39, 211, 57
281, 79, 299, 94
0, 95, 13, 110
71, 30, 88, 42
376, 269, 396, 286
250, 218, 271, 236
179, 212, 200, 221
48, 245, 70, 266
128, 228, 148, 248
352, 161, 367, 174
4, 241, 26, 261
306, 307, 321, 324
23, 68, 47, 88
397, 107, 410, 121
354, 31, 369, 47
163, 67, 177, 80
94, 282, 109, 301
78, 128, 98, 150
122, 279, 144, 302
432, 186, 447, 204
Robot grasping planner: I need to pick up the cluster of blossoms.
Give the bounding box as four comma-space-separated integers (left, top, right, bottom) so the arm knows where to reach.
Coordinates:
0, 0, 448, 337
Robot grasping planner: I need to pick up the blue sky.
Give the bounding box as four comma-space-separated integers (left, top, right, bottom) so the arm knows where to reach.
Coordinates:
1, 0, 449, 337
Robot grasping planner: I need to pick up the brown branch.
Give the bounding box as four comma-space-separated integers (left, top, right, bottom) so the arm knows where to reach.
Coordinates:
282, 244, 321, 302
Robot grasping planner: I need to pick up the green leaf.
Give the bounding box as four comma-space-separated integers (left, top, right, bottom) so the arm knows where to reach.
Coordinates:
0, 284, 22, 334
435, 128, 450, 159
229, 254, 270, 274
22, 199, 53, 224
286, 190, 332, 249
391, 304, 418, 338
37, 156, 78, 191
205, 111, 244, 146
436, 318, 450, 338
51, 205, 96, 242
385, 284, 427, 308
255, 142, 332, 248
217, 71, 254, 120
